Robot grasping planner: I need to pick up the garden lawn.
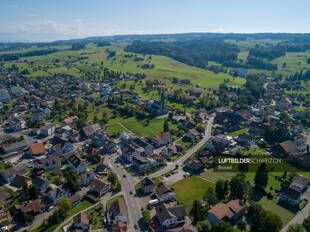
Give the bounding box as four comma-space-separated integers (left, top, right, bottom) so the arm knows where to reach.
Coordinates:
200, 168, 235, 183
227, 127, 249, 136
171, 176, 215, 213
30, 200, 93, 232
257, 197, 295, 226
123, 118, 166, 137
107, 195, 125, 209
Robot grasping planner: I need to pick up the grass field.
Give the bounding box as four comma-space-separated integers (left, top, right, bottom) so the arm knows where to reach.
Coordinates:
171, 176, 215, 212
5, 43, 245, 92
123, 118, 166, 137
227, 127, 249, 136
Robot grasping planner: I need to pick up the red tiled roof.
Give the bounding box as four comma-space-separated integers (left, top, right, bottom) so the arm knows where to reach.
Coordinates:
208, 200, 245, 221
30, 143, 46, 155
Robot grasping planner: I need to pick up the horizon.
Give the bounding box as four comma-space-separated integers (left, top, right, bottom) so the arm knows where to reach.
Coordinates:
3, 31, 310, 44
0, 0, 310, 42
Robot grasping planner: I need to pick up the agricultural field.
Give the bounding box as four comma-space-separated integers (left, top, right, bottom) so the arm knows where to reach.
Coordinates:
4, 43, 245, 92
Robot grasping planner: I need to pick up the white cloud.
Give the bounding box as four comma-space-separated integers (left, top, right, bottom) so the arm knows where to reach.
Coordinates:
0, 19, 128, 42
213, 27, 225, 33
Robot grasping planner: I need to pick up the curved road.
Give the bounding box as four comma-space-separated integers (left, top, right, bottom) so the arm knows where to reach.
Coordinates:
54, 191, 121, 232
52, 116, 214, 232
149, 116, 214, 179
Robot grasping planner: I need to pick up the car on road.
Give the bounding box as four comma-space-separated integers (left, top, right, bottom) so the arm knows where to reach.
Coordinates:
172, 170, 178, 174
130, 191, 133, 195
123, 174, 126, 178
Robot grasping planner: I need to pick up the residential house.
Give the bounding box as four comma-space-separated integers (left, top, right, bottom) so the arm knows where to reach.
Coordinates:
214, 110, 243, 132
156, 203, 187, 229
110, 198, 128, 224
67, 154, 88, 174
279, 187, 301, 206
81, 123, 101, 138
155, 182, 175, 202
131, 137, 153, 156
70, 193, 82, 207
41, 154, 62, 171
80, 170, 95, 186
185, 159, 204, 173
152, 132, 173, 148
32, 176, 49, 191
15, 199, 43, 215
141, 177, 155, 194
31, 112, 45, 122
94, 157, 109, 173
208, 200, 245, 225
249, 121, 269, 136
185, 128, 200, 140
279, 175, 309, 206
132, 155, 163, 172
63, 116, 79, 126
46, 187, 70, 205
1, 140, 30, 154
100, 139, 116, 154
0, 89, 11, 103
11, 174, 28, 188
156, 144, 179, 157
275, 140, 305, 159
72, 213, 89, 231
50, 142, 74, 154
122, 137, 153, 162
9, 117, 26, 131
237, 134, 254, 148
89, 179, 111, 197
39, 124, 56, 137
54, 125, 73, 139
29, 143, 46, 157
290, 175, 309, 193
2, 164, 27, 182
112, 222, 127, 232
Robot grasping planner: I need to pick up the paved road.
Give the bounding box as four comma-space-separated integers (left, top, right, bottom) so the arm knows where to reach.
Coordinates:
107, 156, 143, 232
281, 189, 310, 232
280, 203, 310, 232
17, 187, 90, 232
16, 208, 56, 232
148, 116, 214, 179
54, 191, 120, 232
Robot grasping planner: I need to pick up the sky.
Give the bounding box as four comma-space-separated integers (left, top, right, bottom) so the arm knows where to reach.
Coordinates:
0, 0, 310, 42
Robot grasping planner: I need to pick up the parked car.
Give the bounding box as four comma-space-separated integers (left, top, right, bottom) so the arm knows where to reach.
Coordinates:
183, 172, 190, 177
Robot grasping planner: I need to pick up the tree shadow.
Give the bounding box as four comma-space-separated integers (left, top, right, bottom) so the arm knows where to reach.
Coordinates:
249, 188, 264, 202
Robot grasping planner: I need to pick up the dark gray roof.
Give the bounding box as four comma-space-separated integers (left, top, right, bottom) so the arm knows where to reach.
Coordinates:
110, 198, 128, 217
